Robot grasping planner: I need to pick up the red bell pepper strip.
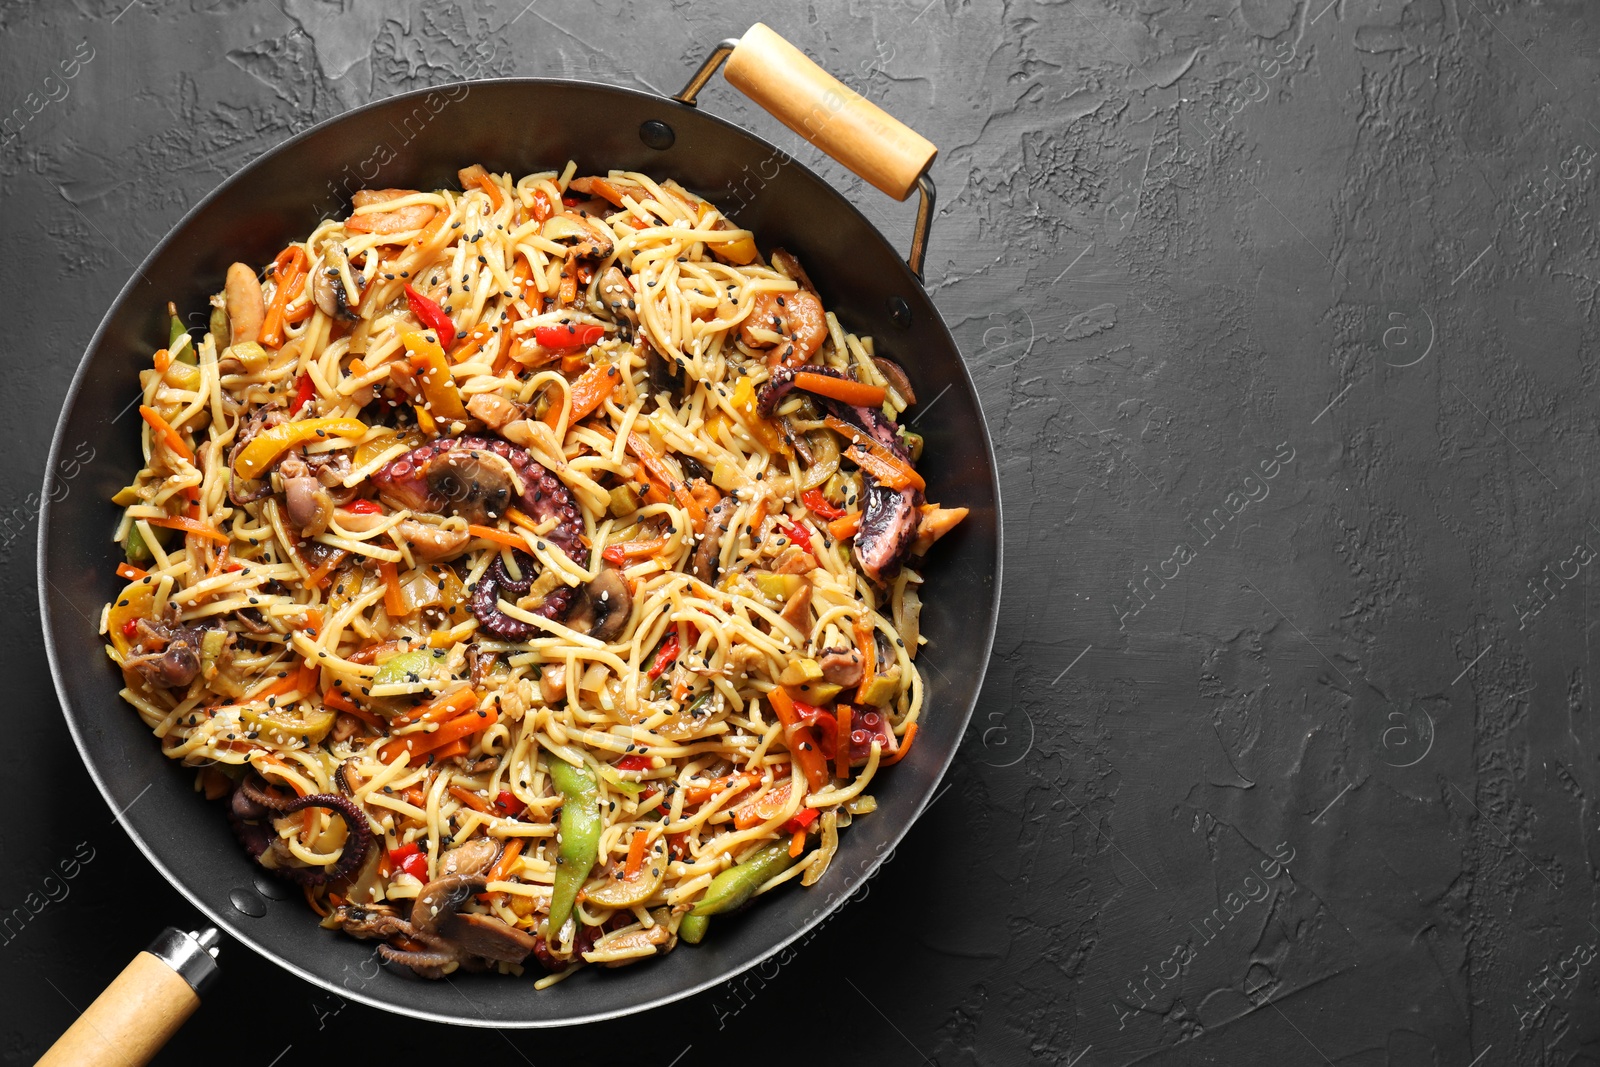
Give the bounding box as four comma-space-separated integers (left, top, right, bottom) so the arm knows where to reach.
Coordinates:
614, 755, 652, 772
780, 521, 813, 555
784, 807, 820, 833
534, 323, 605, 348
290, 372, 315, 415
389, 842, 429, 881
404, 283, 457, 349
648, 630, 680, 679
343, 498, 381, 514
494, 790, 522, 816
801, 489, 845, 521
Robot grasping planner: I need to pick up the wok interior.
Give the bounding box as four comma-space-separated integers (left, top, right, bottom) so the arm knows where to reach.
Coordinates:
42, 80, 999, 1025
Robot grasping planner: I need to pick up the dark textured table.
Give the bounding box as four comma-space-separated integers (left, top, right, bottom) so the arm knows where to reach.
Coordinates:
6, 0, 1599, 1063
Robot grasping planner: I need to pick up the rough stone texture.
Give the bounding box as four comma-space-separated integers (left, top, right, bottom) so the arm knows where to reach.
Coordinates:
4, 0, 1599, 1063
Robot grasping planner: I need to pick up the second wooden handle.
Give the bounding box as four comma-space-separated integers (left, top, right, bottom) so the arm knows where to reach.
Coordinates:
724, 23, 937, 202
35, 952, 199, 1067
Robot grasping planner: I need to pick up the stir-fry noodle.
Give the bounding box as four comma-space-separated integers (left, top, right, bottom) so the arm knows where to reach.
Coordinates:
101, 164, 966, 980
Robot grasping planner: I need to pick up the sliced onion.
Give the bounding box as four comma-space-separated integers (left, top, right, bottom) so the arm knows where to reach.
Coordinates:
800, 430, 839, 490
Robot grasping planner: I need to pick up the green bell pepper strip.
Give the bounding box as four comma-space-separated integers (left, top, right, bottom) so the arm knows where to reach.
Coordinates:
690, 842, 797, 917
545, 759, 602, 940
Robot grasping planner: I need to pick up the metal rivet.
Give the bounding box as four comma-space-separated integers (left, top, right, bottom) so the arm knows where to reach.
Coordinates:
639, 120, 675, 150
229, 887, 267, 917
253, 873, 293, 901
889, 297, 912, 328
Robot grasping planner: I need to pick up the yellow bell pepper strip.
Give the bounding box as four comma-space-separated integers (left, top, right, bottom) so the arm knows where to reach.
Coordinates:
767, 687, 831, 792
232, 418, 368, 480
793, 371, 886, 408
823, 416, 925, 491
544, 760, 601, 939
402, 331, 466, 420
543, 361, 620, 430
730, 376, 791, 457
259, 246, 307, 349
139, 406, 194, 464
690, 842, 797, 917
108, 579, 157, 657
404, 284, 457, 349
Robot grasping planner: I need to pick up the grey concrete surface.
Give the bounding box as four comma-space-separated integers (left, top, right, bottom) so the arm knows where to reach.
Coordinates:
4, 0, 1599, 1063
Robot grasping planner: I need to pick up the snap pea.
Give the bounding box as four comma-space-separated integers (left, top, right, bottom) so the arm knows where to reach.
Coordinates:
690, 842, 796, 917
678, 913, 709, 944
545, 759, 601, 939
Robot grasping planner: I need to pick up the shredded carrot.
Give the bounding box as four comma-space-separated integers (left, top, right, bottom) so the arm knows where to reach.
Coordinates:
450, 322, 497, 364
305, 549, 348, 589
854, 621, 876, 703
626, 432, 709, 532
794, 371, 886, 408
747, 498, 769, 538
139, 406, 194, 464
789, 831, 806, 858
544, 361, 620, 430
391, 687, 479, 728
827, 512, 862, 540
429, 739, 470, 761
299, 608, 323, 633
448, 785, 492, 813
305, 884, 330, 917
835, 704, 853, 781
845, 445, 919, 491
259, 246, 308, 348
458, 163, 505, 211
152, 347, 171, 373
379, 561, 405, 618
824, 415, 925, 491
379, 705, 498, 764
880, 722, 919, 765
413, 403, 437, 435
768, 688, 831, 792
323, 688, 385, 730
467, 523, 530, 550
683, 770, 762, 806
487, 838, 523, 883
146, 514, 228, 545
116, 562, 149, 581
625, 829, 648, 878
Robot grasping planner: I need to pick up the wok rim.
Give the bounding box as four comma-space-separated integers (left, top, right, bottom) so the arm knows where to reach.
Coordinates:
38, 74, 1004, 1028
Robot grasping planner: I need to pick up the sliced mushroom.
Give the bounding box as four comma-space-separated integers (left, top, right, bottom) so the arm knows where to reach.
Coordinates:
690, 497, 737, 585
409, 873, 488, 937
587, 922, 672, 967
779, 579, 813, 631
395, 519, 471, 564
770, 248, 816, 294
439, 838, 501, 878
598, 265, 637, 326
466, 392, 522, 430
871, 355, 917, 406
584, 839, 666, 909
437, 911, 539, 964
423, 450, 513, 525
312, 242, 360, 321
542, 211, 614, 260
644, 339, 680, 398
818, 642, 864, 687
284, 475, 333, 537
225, 262, 264, 345
565, 566, 632, 642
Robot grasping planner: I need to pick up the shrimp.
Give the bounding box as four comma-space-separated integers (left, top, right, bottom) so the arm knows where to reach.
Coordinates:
345, 189, 437, 236
739, 288, 827, 367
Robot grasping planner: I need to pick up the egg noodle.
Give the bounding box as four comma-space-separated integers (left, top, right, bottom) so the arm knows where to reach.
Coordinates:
100, 163, 964, 981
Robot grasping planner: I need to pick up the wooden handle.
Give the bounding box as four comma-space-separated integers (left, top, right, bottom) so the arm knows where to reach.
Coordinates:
36, 951, 199, 1067
723, 23, 937, 201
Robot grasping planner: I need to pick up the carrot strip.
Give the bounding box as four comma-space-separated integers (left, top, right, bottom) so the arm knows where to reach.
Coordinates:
683, 770, 761, 806
450, 323, 497, 364
827, 512, 862, 541
835, 704, 853, 782
854, 621, 876, 703
430, 740, 470, 761
845, 445, 916, 491
624, 828, 648, 878
789, 831, 806, 858
139, 406, 194, 464
379, 561, 405, 618
625, 433, 708, 532
880, 722, 919, 765
146, 515, 228, 545
601, 535, 668, 565
467, 524, 530, 550
824, 415, 925, 491
323, 688, 385, 730
544, 362, 620, 430
379, 706, 498, 764
306, 549, 348, 589
116, 562, 149, 581
259, 247, 307, 348
458, 164, 505, 211
152, 348, 171, 373
768, 688, 831, 792
448, 785, 492, 813
391, 687, 479, 728
794, 371, 886, 408
487, 838, 523, 883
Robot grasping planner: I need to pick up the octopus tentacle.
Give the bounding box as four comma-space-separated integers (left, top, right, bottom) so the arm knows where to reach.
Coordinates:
227, 774, 373, 887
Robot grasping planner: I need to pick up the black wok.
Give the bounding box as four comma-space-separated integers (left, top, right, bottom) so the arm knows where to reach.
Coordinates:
36, 23, 1001, 1043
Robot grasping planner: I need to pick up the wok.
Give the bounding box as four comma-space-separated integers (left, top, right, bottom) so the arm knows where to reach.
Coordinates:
36, 22, 1001, 1054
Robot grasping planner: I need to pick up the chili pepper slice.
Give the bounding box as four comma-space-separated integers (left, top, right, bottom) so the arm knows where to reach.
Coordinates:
534, 323, 605, 348
780, 521, 813, 555
647, 630, 681, 680
801, 489, 845, 521
494, 790, 522, 816
404, 283, 457, 349
290, 372, 315, 415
